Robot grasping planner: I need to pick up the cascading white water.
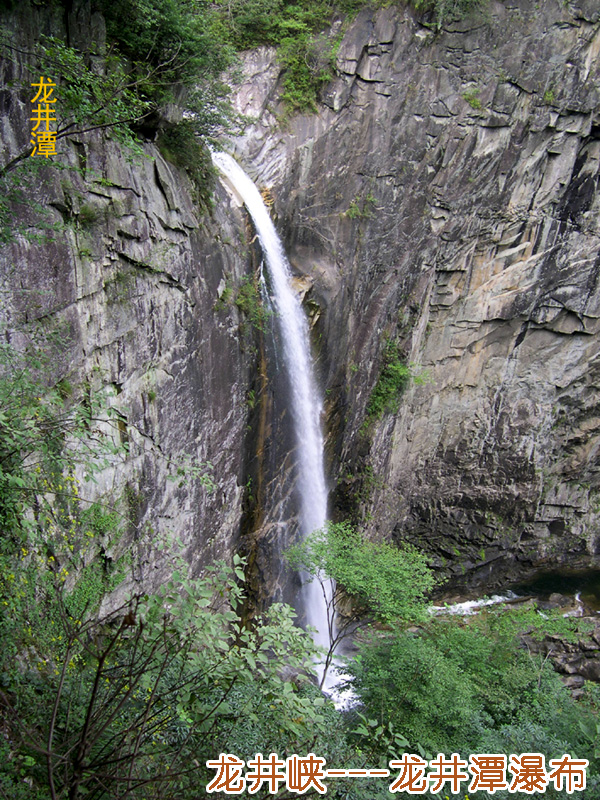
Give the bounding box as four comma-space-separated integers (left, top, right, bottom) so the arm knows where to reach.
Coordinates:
212, 152, 334, 678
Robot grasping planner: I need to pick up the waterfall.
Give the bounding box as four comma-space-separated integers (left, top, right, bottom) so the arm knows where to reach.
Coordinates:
212, 152, 334, 683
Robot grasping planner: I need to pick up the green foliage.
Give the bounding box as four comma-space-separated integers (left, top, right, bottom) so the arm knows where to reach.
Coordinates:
365, 338, 412, 422
214, 277, 234, 311
223, 0, 338, 113
0, 336, 128, 630
80, 500, 122, 539
94, 0, 239, 199
63, 559, 107, 619
463, 86, 483, 109
279, 31, 336, 113
1, 338, 599, 799
0, 336, 342, 798
287, 521, 434, 624
345, 192, 376, 219
349, 608, 600, 778
0, 158, 66, 244
77, 202, 100, 228
0, 33, 147, 181
225, 0, 286, 48
35, 35, 151, 146
167, 454, 216, 492
225, 0, 331, 49
1, 5, 238, 204
98, 0, 235, 99
0, 340, 120, 537
157, 120, 217, 209
0, 555, 334, 799
235, 274, 271, 332
246, 388, 257, 410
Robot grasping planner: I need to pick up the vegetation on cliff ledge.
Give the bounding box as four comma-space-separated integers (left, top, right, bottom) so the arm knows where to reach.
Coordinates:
0, 0, 487, 199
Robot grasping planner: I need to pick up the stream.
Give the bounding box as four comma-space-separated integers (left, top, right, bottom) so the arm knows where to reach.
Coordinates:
434, 569, 600, 617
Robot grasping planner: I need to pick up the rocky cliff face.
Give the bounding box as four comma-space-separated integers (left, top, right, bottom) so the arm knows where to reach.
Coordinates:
3, 0, 600, 601
228, 0, 600, 591
0, 2, 255, 598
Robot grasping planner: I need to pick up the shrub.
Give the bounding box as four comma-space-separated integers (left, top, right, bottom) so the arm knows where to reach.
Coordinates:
235, 274, 271, 332
349, 608, 600, 776
279, 32, 335, 112
0, 337, 337, 799
77, 203, 100, 228
365, 338, 411, 421
463, 86, 483, 109
0, 558, 330, 799
223, 0, 337, 113
157, 121, 216, 209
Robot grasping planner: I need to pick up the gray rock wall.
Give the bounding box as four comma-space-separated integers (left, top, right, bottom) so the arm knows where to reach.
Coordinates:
0, 1, 254, 597
4, 0, 600, 599
229, 0, 600, 590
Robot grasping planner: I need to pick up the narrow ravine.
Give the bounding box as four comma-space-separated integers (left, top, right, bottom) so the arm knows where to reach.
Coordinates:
212, 152, 335, 687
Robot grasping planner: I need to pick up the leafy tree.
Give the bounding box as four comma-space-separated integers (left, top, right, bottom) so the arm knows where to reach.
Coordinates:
0, 1, 239, 206
97, 0, 235, 96
223, 0, 331, 50
0, 35, 150, 177
0, 556, 329, 800
221, 0, 286, 48
286, 521, 435, 685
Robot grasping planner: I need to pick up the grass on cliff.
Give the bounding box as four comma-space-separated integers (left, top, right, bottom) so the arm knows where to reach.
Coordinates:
96, 0, 486, 124
364, 338, 412, 423
222, 0, 348, 112
222, 0, 487, 110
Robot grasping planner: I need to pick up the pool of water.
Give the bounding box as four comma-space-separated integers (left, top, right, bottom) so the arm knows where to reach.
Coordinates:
509, 569, 600, 612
